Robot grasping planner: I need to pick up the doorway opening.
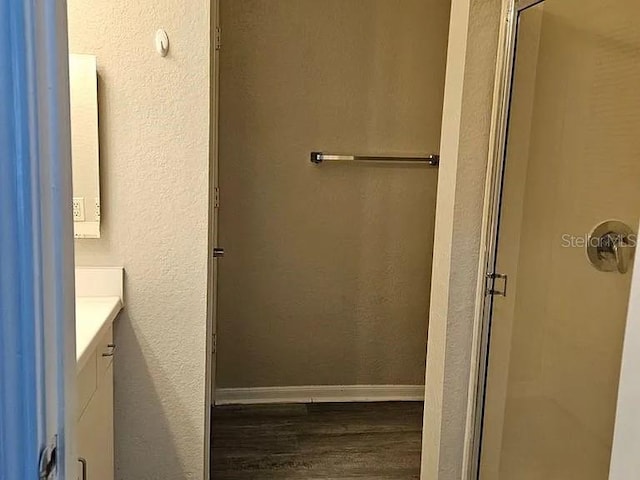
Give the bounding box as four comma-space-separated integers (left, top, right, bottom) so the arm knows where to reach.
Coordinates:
207, 0, 452, 477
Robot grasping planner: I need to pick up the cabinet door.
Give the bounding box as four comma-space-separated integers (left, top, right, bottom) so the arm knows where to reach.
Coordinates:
77, 361, 114, 480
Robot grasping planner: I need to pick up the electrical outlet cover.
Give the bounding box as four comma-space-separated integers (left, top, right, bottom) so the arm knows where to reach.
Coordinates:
72, 197, 85, 222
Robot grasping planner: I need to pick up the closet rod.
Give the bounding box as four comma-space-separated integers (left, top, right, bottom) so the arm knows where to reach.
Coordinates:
310, 152, 440, 167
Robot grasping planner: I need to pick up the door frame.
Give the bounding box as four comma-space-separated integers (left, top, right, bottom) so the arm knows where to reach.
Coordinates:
461, 0, 544, 478
204, 0, 221, 477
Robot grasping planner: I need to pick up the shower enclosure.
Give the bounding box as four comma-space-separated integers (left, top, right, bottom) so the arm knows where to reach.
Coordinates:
474, 0, 640, 478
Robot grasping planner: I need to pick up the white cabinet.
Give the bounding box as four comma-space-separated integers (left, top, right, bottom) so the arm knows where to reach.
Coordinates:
76, 326, 114, 480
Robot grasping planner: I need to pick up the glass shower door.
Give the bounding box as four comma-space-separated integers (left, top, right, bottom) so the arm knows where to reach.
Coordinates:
478, 0, 640, 478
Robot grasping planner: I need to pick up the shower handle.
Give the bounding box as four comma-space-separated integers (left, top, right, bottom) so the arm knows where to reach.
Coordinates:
609, 233, 630, 274
587, 220, 636, 274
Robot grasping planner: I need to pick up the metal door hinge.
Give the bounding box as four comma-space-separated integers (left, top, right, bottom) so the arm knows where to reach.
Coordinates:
212, 333, 217, 354
39, 436, 58, 480
215, 27, 222, 51
213, 247, 225, 258
214, 187, 220, 208
487, 272, 508, 297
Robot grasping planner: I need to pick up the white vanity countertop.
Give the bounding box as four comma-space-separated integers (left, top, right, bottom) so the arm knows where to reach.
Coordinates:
76, 296, 122, 371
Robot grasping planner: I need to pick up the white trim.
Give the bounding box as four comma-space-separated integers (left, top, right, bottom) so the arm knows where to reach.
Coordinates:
215, 385, 425, 405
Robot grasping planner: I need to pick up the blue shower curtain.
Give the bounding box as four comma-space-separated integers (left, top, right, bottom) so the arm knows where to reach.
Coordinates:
0, 0, 75, 478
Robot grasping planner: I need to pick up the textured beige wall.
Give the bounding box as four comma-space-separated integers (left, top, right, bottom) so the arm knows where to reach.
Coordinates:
68, 1, 211, 478
216, 0, 451, 388
420, 0, 502, 478
481, 0, 640, 478
529, 0, 640, 449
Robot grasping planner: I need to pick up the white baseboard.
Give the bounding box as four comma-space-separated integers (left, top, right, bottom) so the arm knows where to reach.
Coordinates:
214, 384, 425, 405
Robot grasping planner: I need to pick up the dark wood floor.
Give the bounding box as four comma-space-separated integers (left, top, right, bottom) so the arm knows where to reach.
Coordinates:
211, 402, 423, 479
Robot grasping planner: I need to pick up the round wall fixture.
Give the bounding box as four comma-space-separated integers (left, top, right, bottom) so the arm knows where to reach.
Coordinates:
586, 220, 636, 274
155, 29, 169, 57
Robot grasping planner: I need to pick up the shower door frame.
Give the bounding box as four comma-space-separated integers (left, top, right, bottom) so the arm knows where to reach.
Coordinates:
462, 0, 545, 478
